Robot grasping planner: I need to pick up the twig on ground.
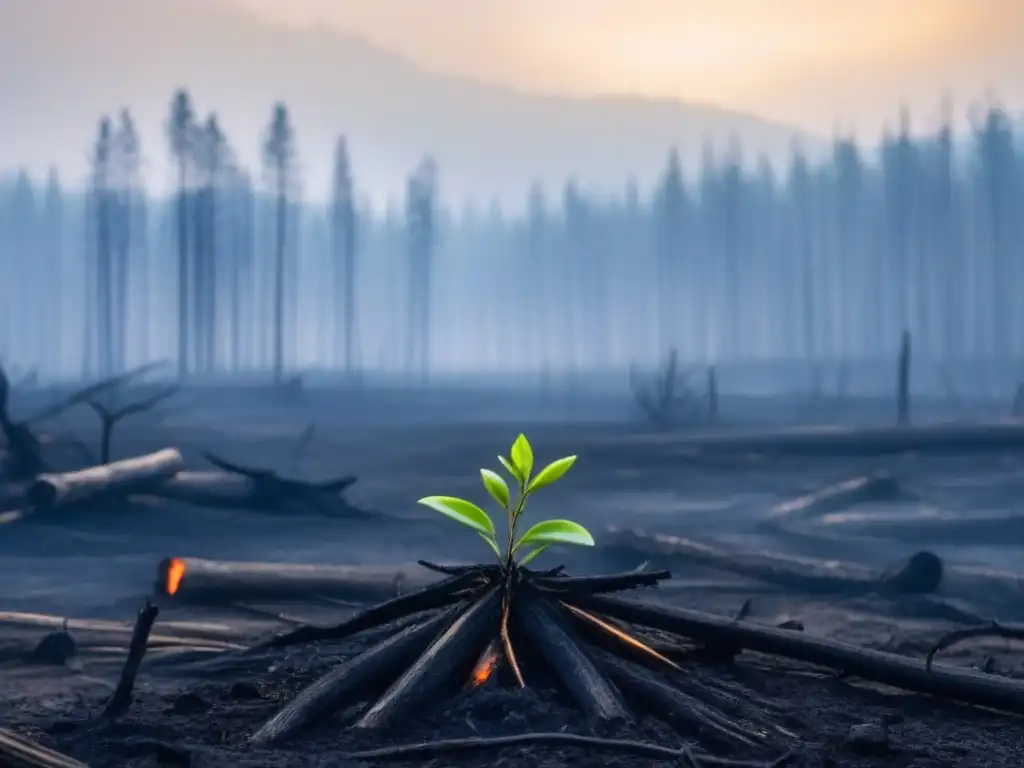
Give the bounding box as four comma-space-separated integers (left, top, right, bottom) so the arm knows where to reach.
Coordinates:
344, 733, 796, 767
926, 621, 1024, 672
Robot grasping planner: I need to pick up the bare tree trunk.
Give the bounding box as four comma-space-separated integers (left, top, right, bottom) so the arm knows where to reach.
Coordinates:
177, 161, 189, 380
273, 169, 287, 383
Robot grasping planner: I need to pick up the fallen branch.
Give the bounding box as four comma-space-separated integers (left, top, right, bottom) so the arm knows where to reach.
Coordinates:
155, 557, 446, 605
807, 507, 1024, 547
344, 733, 796, 767
764, 473, 900, 524
100, 600, 158, 719
152, 451, 368, 517
926, 621, 1024, 671
26, 449, 185, 509
0, 727, 89, 768
0, 610, 248, 645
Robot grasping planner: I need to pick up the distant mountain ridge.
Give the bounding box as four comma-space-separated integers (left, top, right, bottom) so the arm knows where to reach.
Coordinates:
0, 0, 821, 205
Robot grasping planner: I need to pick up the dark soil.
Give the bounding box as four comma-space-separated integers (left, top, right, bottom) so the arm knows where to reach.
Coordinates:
2, 387, 1024, 767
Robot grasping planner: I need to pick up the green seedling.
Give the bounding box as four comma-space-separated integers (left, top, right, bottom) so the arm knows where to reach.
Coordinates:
417, 433, 594, 570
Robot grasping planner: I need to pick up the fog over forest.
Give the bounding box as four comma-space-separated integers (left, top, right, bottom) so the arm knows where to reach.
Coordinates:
0, 91, 1020, 390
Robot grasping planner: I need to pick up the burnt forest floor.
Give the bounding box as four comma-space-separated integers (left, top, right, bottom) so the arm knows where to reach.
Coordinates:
1, 389, 1024, 767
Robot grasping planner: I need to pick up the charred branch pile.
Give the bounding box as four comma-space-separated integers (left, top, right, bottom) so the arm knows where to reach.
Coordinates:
242, 560, 798, 760
138, 557, 1024, 764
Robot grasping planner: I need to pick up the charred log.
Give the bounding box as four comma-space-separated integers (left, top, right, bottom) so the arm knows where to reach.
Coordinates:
603, 528, 941, 596
354, 589, 501, 731
594, 649, 764, 751
530, 569, 670, 595
516, 598, 629, 724
0, 610, 247, 649
155, 557, 446, 605
153, 452, 369, 517
251, 608, 459, 745
26, 449, 185, 509
249, 570, 484, 651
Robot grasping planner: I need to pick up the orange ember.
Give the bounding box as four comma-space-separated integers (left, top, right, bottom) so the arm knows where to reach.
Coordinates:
166, 558, 186, 596
560, 601, 682, 671
469, 640, 502, 687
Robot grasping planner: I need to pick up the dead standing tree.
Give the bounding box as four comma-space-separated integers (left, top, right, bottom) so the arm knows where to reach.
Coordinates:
897, 329, 911, 425
405, 157, 437, 383
263, 103, 296, 386
629, 349, 713, 429
0, 362, 167, 481
86, 386, 177, 463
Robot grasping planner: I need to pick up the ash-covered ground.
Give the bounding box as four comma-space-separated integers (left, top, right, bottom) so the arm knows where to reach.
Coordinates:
2, 381, 1024, 767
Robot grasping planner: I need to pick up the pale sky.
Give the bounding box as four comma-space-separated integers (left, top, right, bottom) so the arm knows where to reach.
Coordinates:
229, 0, 1024, 133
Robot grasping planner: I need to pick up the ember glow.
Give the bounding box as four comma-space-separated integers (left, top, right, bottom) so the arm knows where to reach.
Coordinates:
561, 601, 682, 671
165, 558, 186, 596
469, 639, 502, 687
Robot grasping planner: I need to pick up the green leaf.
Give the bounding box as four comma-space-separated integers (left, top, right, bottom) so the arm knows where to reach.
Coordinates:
510, 434, 534, 481
517, 545, 548, 566
417, 496, 496, 538
479, 532, 503, 559
480, 469, 510, 509
513, 519, 595, 552
527, 455, 577, 493
497, 454, 522, 483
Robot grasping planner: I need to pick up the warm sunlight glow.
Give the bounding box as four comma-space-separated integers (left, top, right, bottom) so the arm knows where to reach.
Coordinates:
165, 557, 186, 596
226, 0, 1020, 130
